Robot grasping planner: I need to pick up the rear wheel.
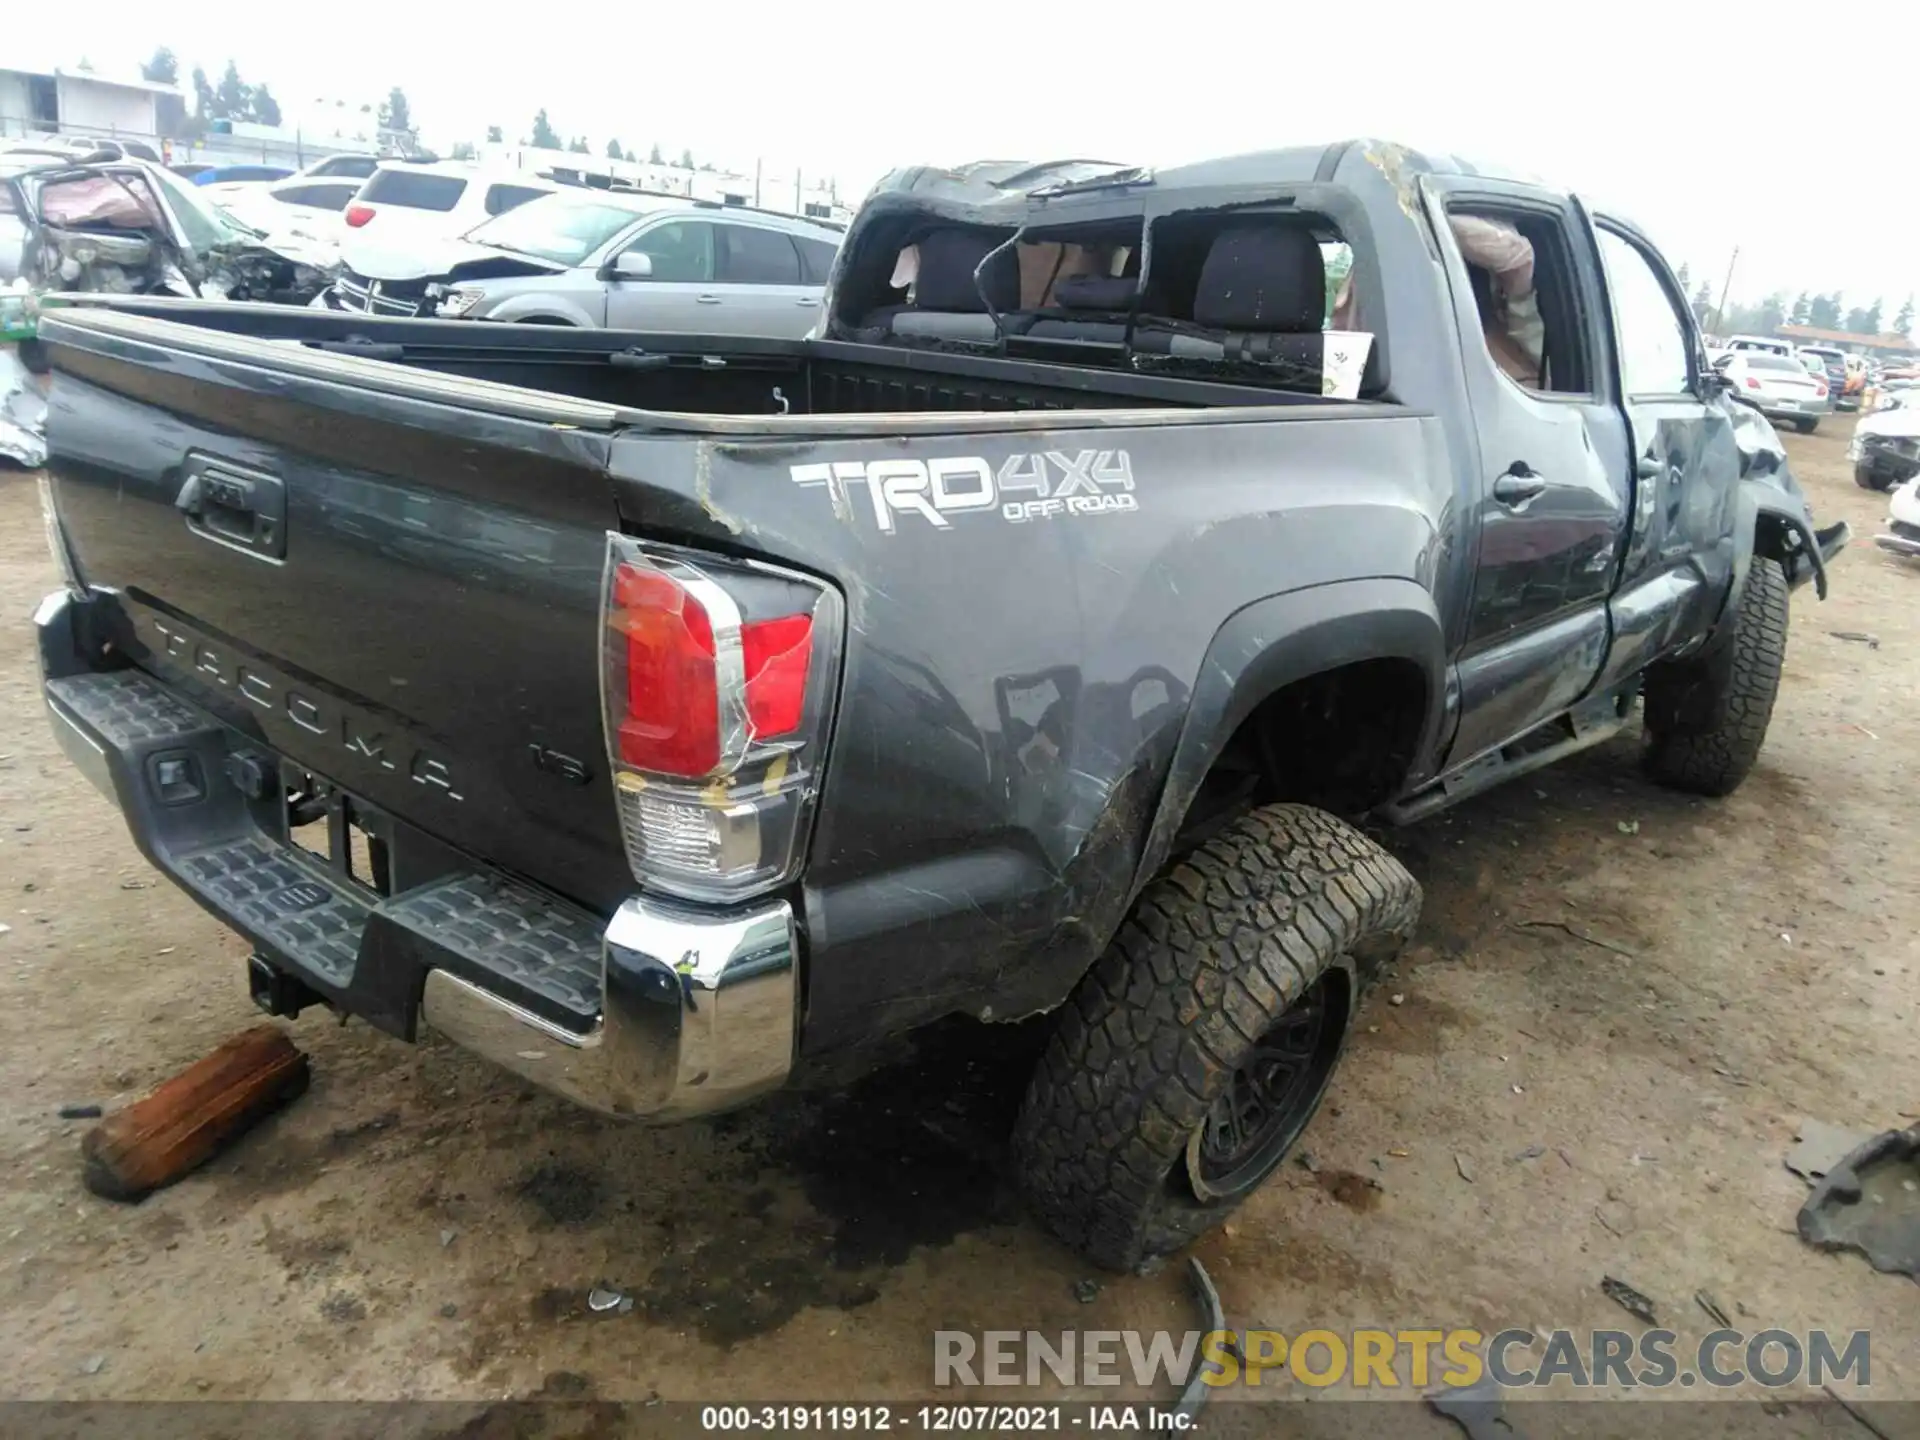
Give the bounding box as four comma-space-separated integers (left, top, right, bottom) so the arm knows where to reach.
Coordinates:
1642, 557, 1789, 797
1012, 803, 1420, 1272
1793, 417, 1818, 434
1855, 464, 1890, 491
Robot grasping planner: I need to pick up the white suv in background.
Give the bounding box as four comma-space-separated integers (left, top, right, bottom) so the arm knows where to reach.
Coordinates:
339, 161, 555, 274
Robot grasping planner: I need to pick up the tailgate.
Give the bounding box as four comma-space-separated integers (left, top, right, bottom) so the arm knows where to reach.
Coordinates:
39, 308, 637, 913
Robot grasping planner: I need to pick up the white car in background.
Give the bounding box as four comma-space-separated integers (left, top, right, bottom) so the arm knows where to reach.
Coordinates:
1725, 333, 1796, 359
207, 175, 366, 268
339, 161, 555, 276
1875, 476, 1920, 560
1851, 387, 1920, 492
1714, 350, 1831, 433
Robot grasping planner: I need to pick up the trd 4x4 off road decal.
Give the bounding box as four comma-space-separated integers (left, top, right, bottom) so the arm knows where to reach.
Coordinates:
790, 449, 1137, 533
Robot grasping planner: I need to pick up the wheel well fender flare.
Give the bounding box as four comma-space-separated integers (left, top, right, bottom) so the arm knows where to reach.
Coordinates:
1132, 578, 1447, 895
1724, 484, 1828, 629
484, 298, 591, 327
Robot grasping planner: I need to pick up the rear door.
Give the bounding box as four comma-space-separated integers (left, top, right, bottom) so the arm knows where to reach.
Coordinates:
603, 217, 718, 332
1421, 177, 1630, 763
712, 222, 820, 337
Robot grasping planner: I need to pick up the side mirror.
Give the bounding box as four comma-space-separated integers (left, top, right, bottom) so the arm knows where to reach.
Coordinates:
608, 251, 652, 281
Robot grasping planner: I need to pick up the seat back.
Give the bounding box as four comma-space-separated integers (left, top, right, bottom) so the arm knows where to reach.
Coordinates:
864, 227, 1022, 342
1136, 223, 1327, 380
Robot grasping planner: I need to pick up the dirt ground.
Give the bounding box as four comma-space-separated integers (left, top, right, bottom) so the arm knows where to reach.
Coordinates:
0, 421, 1914, 1429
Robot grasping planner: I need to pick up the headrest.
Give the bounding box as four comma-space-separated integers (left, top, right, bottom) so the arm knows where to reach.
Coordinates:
914, 228, 1020, 313
1053, 274, 1139, 312
1193, 225, 1326, 332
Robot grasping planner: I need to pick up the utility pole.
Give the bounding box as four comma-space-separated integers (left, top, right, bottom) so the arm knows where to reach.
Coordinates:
754, 156, 762, 208
1712, 246, 1739, 335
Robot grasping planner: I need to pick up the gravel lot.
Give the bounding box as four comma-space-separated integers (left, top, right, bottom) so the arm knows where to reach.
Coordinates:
1, 420, 1914, 1429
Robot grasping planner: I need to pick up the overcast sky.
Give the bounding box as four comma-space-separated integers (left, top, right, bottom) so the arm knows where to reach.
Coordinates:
12, 1, 1916, 321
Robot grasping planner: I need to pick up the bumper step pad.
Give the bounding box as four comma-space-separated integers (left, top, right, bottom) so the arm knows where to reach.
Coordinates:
46, 670, 203, 748
45, 667, 604, 1028
177, 837, 369, 987
382, 874, 603, 1031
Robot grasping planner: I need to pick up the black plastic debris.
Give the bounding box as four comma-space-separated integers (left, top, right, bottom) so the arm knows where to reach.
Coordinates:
1600, 1276, 1657, 1324
1430, 1375, 1527, 1440
1797, 1126, 1920, 1279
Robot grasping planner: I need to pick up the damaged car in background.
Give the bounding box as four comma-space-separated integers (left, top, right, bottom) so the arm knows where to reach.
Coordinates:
321, 186, 839, 336
1851, 386, 1920, 493
0, 154, 338, 304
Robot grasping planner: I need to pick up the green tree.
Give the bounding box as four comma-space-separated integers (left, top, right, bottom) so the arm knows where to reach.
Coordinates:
1896, 295, 1915, 337
249, 83, 282, 127
648, 142, 664, 164
140, 47, 178, 85
191, 65, 215, 120
1675, 261, 1692, 291
450, 140, 477, 160
606, 138, 625, 159
377, 86, 414, 139
1862, 298, 1883, 335
529, 108, 560, 149
1755, 292, 1788, 335
214, 60, 250, 120
1691, 280, 1713, 325
569, 136, 591, 154
1789, 292, 1812, 325
1808, 292, 1842, 329
678, 147, 694, 169
485, 124, 504, 143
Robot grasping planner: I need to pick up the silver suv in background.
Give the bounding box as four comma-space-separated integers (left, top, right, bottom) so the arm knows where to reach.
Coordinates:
325, 189, 840, 336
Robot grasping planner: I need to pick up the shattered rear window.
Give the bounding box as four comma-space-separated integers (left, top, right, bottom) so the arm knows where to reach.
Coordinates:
359, 170, 467, 212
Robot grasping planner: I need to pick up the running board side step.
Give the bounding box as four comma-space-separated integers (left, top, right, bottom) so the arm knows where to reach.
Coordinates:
1381, 688, 1636, 825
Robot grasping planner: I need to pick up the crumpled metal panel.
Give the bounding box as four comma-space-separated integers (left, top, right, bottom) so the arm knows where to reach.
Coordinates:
0, 346, 48, 469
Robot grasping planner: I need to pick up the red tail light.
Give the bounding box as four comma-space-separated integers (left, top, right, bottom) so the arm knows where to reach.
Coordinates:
602, 538, 840, 901
1744, 377, 1762, 390
344, 204, 375, 228
613, 565, 721, 777
741, 615, 814, 738
1815, 382, 1828, 398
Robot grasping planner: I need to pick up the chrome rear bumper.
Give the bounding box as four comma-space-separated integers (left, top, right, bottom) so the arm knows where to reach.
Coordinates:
421, 894, 797, 1121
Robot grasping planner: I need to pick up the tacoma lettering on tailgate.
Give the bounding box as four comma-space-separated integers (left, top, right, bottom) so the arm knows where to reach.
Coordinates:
143, 615, 463, 801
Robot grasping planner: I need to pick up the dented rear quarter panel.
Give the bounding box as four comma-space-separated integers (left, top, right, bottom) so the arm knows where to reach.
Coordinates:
608, 411, 1455, 1054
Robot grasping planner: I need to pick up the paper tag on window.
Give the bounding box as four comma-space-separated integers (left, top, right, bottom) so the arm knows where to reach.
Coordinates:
1322, 330, 1373, 400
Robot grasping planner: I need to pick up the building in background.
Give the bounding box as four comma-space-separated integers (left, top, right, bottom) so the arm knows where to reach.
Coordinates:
0, 60, 175, 146
1777, 325, 1919, 362
481, 145, 851, 222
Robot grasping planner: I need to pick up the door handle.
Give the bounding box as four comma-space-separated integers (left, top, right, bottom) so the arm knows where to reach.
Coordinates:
695, 294, 721, 304
795, 296, 819, 307
1492, 467, 1547, 506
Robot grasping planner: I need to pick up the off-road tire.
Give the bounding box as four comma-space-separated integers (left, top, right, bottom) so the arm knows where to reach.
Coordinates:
1855, 464, 1889, 491
1642, 557, 1789, 797
1793, 417, 1818, 435
1011, 803, 1421, 1272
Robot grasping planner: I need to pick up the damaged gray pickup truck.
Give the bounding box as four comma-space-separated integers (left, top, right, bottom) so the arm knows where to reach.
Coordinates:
33, 140, 1846, 1270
